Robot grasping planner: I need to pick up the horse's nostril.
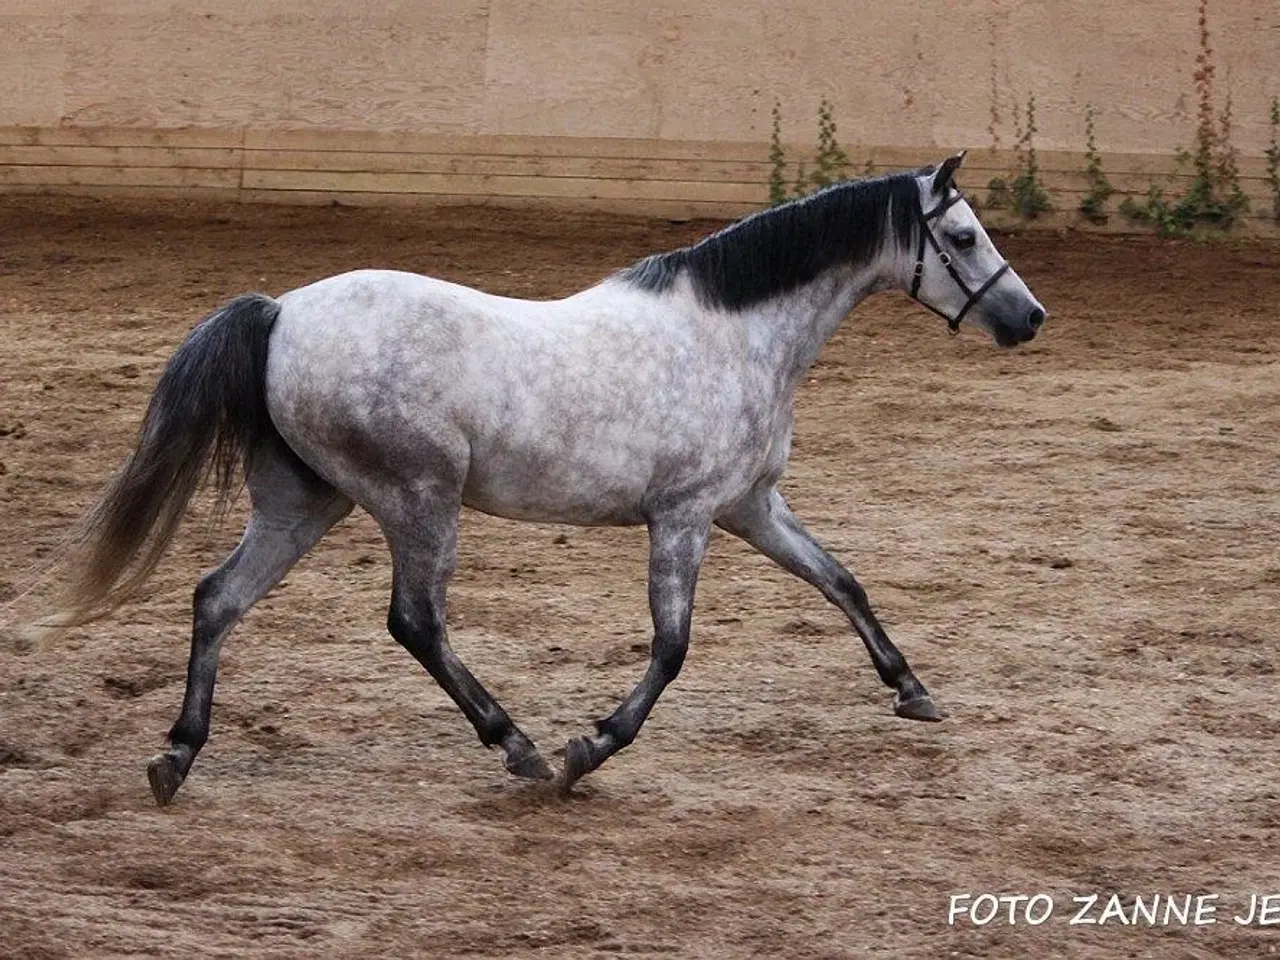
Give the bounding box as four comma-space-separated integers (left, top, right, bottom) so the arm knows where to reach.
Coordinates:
1027, 307, 1046, 330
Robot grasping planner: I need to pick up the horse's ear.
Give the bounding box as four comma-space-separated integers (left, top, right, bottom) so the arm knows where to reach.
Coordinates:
932, 150, 967, 195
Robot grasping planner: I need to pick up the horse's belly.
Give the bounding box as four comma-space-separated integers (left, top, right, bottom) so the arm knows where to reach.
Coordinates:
461, 453, 649, 526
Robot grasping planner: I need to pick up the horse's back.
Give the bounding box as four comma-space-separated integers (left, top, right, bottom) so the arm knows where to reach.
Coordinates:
263, 267, 773, 526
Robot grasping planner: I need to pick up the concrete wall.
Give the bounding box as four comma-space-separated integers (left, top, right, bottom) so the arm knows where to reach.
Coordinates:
2, 1, 1276, 221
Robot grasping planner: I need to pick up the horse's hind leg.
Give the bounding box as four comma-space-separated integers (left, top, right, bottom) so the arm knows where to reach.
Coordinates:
147, 445, 352, 806
384, 503, 553, 782
717, 486, 940, 721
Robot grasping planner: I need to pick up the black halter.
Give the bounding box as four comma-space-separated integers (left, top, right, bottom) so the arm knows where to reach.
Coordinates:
908, 192, 1010, 334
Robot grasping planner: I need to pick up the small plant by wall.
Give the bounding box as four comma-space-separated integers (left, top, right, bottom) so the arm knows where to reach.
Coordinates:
768, 102, 788, 206
810, 98, 853, 190
767, 97, 856, 205
1266, 96, 1280, 221
1078, 104, 1114, 224
986, 93, 1053, 219
1119, 0, 1248, 235
791, 154, 809, 202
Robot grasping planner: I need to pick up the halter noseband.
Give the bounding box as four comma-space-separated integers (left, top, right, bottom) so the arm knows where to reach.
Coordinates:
908, 192, 1010, 334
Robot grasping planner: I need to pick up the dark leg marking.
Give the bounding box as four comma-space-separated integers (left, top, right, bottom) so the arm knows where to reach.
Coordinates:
386, 516, 551, 782
386, 585, 552, 781
717, 487, 941, 721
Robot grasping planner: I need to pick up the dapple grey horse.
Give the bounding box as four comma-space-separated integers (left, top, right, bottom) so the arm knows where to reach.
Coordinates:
50, 153, 1046, 805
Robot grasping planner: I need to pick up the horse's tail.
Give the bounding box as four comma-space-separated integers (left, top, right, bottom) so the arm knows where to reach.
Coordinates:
45, 293, 283, 629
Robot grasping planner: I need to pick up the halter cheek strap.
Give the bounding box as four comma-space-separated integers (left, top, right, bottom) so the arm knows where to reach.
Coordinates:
908, 193, 1010, 334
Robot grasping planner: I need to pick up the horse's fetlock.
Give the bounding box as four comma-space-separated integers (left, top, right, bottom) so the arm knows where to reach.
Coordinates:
595, 715, 635, 749
168, 720, 206, 754
476, 715, 512, 749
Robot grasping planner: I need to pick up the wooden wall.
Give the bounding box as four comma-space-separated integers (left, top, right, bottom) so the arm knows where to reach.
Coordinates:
1, 125, 1275, 230
2, 2, 1277, 227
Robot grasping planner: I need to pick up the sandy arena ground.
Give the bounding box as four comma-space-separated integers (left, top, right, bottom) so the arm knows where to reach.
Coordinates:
0, 196, 1278, 959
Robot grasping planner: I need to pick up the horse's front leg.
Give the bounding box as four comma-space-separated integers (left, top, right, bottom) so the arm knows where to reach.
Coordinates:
561, 513, 709, 792
717, 485, 941, 721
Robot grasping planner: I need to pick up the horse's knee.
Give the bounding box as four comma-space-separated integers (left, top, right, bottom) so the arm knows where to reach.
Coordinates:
831, 568, 870, 609
386, 599, 413, 642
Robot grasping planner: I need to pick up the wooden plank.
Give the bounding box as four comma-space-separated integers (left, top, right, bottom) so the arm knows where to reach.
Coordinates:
241, 168, 766, 204
239, 188, 757, 220
0, 165, 241, 189
0, 169, 1263, 212
0, 183, 242, 203
984, 171, 1275, 199
0, 144, 242, 169
0, 126, 244, 150
978, 209, 1280, 235
847, 146, 1271, 181
0, 122, 771, 165
244, 149, 770, 184
1032, 150, 1270, 180
243, 128, 771, 163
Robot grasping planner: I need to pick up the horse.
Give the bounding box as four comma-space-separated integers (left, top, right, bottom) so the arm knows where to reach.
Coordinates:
47, 152, 1046, 806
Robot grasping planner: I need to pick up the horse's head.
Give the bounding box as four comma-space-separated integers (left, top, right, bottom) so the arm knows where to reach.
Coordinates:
906, 152, 1047, 347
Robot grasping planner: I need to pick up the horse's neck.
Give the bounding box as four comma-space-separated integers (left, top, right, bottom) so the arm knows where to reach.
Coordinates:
743, 257, 893, 390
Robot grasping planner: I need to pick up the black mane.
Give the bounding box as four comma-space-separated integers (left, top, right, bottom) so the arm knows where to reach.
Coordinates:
620, 171, 923, 312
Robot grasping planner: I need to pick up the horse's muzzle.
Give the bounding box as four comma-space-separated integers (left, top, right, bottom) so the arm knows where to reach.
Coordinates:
991, 306, 1046, 347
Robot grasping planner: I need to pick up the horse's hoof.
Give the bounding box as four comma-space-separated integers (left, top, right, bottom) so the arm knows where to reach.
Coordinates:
559, 737, 596, 795
146, 753, 186, 807
894, 693, 944, 722
504, 748, 554, 781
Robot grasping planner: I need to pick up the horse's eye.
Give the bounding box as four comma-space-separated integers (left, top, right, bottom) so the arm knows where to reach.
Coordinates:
953, 230, 976, 251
